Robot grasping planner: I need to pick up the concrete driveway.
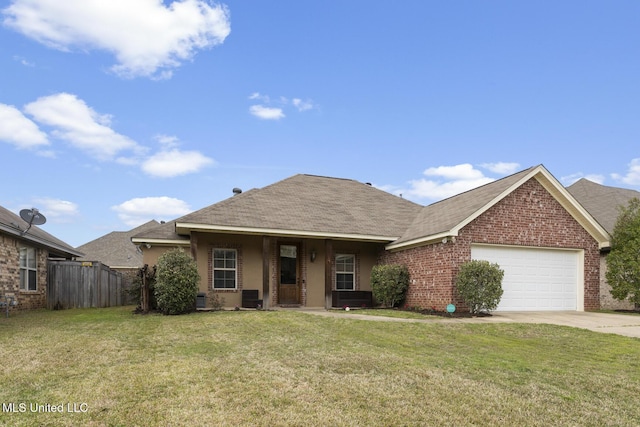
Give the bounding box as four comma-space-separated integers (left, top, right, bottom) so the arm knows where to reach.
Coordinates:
480, 311, 640, 338
301, 309, 640, 338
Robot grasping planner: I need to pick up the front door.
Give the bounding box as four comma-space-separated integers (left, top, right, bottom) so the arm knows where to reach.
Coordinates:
278, 244, 300, 305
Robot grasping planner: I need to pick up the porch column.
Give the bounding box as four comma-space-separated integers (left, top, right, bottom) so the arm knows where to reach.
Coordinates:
262, 236, 270, 310
324, 239, 333, 309
190, 231, 198, 262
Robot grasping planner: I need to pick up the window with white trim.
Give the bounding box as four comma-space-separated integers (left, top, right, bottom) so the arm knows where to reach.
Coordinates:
19, 247, 37, 291
213, 249, 237, 289
335, 254, 355, 290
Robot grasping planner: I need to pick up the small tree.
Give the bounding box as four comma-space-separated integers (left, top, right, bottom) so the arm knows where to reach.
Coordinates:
371, 264, 410, 308
154, 248, 200, 315
456, 260, 504, 314
129, 264, 157, 313
606, 198, 640, 310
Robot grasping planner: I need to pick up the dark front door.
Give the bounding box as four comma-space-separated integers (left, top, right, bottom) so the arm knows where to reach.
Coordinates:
278, 244, 300, 304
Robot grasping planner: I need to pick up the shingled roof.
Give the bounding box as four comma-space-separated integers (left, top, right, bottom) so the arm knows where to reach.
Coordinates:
131, 220, 189, 245
175, 174, 423, 241
0, 205, 81, 258
567, 178, 640, 235
77, 220, 160, 268
133, 167, 612, 250
388, 165, 610, 249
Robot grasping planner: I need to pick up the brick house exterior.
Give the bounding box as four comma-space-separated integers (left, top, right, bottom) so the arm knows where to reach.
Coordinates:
381, 178, 602, 311
133, 166, 615, 311
0, 206, 81, 312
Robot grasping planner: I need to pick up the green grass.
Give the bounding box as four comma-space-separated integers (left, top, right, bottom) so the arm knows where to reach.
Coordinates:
1, 307, 639, 426
332, 307, 432, 319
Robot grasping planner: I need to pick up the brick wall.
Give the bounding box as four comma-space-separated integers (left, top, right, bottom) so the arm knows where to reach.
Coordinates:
381, 178, 601, 311
0, 233, 48, 311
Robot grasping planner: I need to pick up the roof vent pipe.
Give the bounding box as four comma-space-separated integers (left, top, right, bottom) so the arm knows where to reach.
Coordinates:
233, 188, 242, 195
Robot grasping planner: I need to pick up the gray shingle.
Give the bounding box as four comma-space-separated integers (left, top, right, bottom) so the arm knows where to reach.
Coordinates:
77, 220, 160, 267
567, 178, 640, 235
177, 174, 423, 239
131, 220, 188, 242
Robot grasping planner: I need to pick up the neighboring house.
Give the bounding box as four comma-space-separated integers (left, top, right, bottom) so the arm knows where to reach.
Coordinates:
0, 205, 82, 310
132, 165, 614, 312
76, 220, 160, 273
567, 178, 640, 310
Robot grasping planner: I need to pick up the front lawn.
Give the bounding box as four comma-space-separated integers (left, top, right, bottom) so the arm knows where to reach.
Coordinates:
1, 307, 639, 426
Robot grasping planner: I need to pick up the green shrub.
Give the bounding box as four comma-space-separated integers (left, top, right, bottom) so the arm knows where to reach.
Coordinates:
154, 248, 200, 315
371, 264, 410, 308
455, 260, 504, 314
606, 198, 640, 309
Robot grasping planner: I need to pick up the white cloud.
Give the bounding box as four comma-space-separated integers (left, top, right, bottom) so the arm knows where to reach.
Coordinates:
249, 105, 285, 120
2, 0, 231, 79
0, 103, 49, 149
292, 98, 313, 112
480, 162, 520, 175
248, 93, 314, 120
23, 92, 142, 160
248, 92, 269, 102
142, 148, 215, 178
12, 55, 34, 67
396, 163, 523, 202
31, 197, 79, 223
155, 134, 180, 149
423, 164, 486, 181
112, 196, 191, 227
612, 158, 640, 186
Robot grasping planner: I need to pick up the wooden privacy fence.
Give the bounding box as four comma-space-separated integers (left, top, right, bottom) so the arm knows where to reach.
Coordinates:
48, 261, 126, 309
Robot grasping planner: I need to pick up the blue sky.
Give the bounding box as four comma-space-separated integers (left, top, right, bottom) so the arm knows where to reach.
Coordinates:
1, 1, 639, 247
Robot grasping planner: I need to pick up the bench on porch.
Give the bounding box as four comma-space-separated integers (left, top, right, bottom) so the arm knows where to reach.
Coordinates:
241, 289, 263, 309
331, 291, 373, 308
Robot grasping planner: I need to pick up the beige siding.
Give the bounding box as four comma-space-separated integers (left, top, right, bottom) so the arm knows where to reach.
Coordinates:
145, 234, 382, 309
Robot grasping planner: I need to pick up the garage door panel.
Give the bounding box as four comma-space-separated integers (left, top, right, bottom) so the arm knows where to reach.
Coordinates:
471, 245, 579, 311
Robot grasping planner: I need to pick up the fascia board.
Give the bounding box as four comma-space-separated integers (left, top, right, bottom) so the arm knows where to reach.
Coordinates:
533, 170, 611, 248
130, 237, 190, 246
386, 231, 454, 251
175, 222, 397, 243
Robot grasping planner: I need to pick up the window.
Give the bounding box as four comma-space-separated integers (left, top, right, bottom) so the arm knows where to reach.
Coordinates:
335, 254, 355, 290
213, 249, 237, 289
20, 247, 37, 291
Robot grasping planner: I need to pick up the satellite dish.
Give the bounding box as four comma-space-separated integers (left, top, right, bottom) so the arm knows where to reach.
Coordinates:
19, 208, 46, 235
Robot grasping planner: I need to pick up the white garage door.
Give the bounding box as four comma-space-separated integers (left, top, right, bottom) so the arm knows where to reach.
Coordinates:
471, 245, 580, 311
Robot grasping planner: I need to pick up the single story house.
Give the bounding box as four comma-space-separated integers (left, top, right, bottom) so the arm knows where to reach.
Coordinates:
76, 220, 160, 274
567, 178, 640, 310
0, 205, 82, 310
132, 165, 620, 312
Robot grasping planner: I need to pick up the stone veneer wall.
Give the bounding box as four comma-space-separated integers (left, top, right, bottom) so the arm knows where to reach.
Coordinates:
381, 178, 602, 311
0, 233, 49, 311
